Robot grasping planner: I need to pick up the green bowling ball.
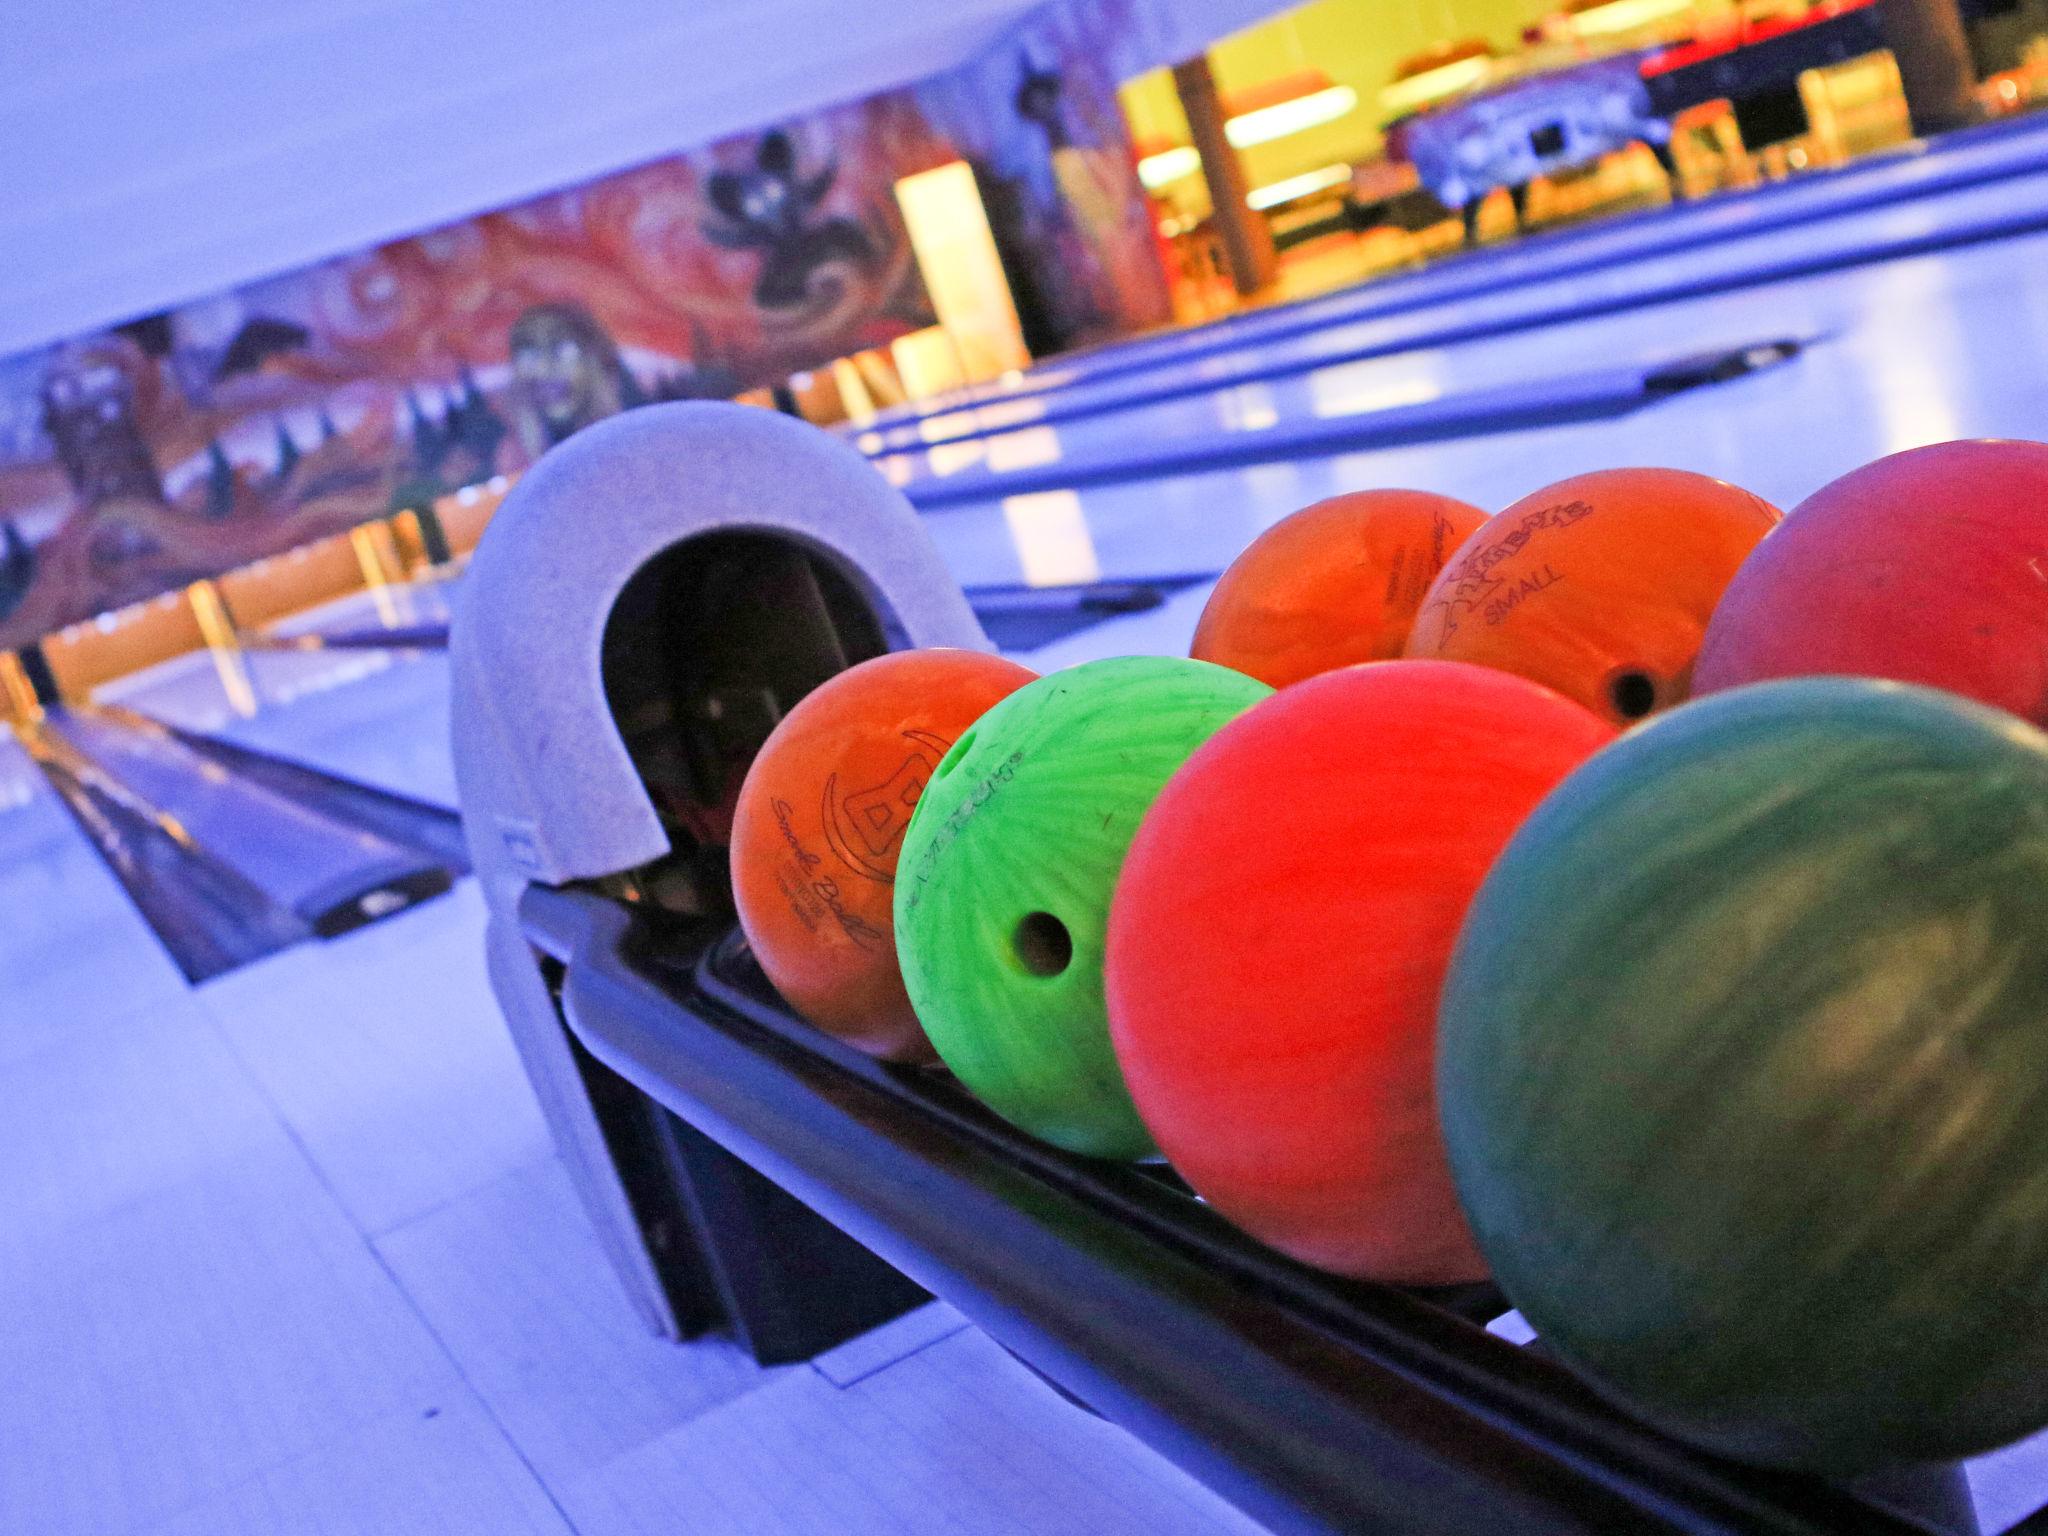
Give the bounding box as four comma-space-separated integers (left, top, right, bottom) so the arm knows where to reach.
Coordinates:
895, 655, 1271, 1158
1438, 677, 2048, 1475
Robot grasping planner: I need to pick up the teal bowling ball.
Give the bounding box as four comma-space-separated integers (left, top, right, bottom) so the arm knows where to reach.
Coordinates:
1438, 678, 2048, 1474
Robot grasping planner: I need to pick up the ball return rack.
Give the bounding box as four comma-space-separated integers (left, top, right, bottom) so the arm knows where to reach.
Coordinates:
453, 404, 1999, 1536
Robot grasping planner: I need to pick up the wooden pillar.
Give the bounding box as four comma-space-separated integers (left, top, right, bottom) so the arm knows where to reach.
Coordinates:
17, 643, 59, 707
415, 504, 455, 566
1172, 56, 1279, 298
188, 579, 258, 718
1, 651, 43, 723
1875, 0, 1980, 136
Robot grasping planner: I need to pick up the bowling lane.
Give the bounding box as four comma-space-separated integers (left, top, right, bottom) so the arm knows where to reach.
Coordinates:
0, 730, 190, 1060
50, 705, 451, 935
861, 113, 2048, 430
933, 221, 2048, 672
879, 165, 2048, 493
946, 204, 2048, 503
102, 647, 459, 810
90, 566, 462, 806
262, 574, 457, 641
878, 118, 2048, 450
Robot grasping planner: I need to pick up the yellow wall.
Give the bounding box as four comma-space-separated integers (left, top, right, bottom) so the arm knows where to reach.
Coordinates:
1123, 0, 1555, 206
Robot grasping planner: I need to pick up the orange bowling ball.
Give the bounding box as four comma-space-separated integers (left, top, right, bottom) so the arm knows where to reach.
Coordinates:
730, 649, 1037, 1061
1192, 489, 1488, 688
1405, 468, 1780, 725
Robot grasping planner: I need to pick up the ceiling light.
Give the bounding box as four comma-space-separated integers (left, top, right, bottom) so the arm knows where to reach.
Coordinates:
1226, 86, 1360, 148
1246, 164, 1350, 211
1380, 56, 1491, 117
1569, 0, 1694, 34
1138, 145, 1203, 189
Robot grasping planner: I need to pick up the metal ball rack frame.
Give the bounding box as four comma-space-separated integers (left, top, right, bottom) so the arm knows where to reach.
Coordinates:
454, 403, 1999, 1536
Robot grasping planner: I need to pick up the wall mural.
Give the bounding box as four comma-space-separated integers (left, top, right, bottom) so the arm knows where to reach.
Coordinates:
0, 0, 1173, 652
922, 0, 1175, 354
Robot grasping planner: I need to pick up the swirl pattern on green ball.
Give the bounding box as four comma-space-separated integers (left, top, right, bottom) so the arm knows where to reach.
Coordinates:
895, 655, 1272, 1160
1438, 676, 2048, 1476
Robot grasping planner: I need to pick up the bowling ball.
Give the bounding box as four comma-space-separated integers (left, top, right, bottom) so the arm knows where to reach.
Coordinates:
895, 655, 1271, 1157
1190, 489, 1488, 688
1406, 467, 1780, 725
1107, 660, 1614, 1283
1438, 678, 2048, 1474
1695, 439, 2048, 726
730, 649, 1036, 1062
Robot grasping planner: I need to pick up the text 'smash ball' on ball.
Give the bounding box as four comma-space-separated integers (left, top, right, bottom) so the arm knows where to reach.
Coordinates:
1407, 467, 1779, 726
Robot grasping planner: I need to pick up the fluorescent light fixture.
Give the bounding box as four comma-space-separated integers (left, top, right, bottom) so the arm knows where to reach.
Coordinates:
1225, 85, 1359, 148
1571, 0, 1693, 34
1380, 56, 1490, 116
1247, 164, 1350, 211
1138, 145, 1202, 189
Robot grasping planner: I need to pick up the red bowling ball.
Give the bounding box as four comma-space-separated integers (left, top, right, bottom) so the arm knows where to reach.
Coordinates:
1694, 439, 2048, 725
1105, 660, 1615, 1285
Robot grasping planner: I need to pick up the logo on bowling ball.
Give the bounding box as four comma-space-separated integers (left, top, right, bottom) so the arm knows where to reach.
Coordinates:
1425, 498, 1593, 639
822, 729, 952, 884
1385, 510, 1465, 612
